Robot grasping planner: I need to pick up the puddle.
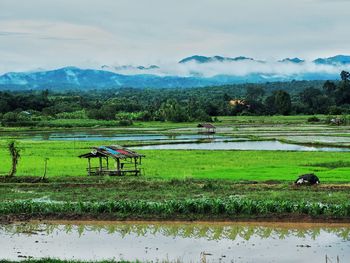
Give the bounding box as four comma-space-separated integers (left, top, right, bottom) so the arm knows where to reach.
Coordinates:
0, 221, 349, 262
134, 140, 350, 151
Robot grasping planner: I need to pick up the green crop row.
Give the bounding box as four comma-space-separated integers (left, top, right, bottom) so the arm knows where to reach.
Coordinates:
1, 198, 349, 218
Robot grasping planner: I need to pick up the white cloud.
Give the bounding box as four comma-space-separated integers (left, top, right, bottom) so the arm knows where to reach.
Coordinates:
102, 60, 349, 78
0, 0, 349, 73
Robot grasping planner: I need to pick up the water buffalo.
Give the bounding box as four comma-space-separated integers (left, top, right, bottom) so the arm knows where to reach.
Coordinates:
294, 173, 320, 185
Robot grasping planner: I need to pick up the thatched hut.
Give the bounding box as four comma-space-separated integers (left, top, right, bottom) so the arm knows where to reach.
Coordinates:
197, 123, 216, 134
79, 145, 144, 176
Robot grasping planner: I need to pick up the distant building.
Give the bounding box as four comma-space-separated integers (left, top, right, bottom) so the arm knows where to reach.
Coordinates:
229, 99, 247, 106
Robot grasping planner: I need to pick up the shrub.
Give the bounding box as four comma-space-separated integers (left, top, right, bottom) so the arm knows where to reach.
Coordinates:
307, 116, 320, 123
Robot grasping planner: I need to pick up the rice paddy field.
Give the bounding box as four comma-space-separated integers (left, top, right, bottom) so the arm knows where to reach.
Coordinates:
0, 115, 350, 221
1, 115, 350, 262
0, 142, 349, 181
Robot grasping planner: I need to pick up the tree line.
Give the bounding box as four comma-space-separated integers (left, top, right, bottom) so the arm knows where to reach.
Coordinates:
0, 71, 349, 125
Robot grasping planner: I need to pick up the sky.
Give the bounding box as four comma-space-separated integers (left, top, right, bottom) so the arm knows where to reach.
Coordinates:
0, 0, 349, 74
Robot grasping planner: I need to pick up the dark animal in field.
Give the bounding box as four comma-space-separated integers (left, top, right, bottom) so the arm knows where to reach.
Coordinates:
294, 174, 320, 185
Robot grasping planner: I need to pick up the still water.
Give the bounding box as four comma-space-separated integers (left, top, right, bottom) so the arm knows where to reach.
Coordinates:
6, 131, 230, 142
0, 221, 349, 262
135, 140, 350, 152
4, 131, 350, 151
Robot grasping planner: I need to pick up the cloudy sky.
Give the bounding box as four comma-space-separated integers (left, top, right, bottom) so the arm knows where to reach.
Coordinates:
0, 0, 349, 73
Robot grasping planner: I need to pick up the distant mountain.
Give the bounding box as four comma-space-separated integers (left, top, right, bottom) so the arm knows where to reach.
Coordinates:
0, 67, 125, 89
1, 54, 349, 90
179, 54, 350, 65
0, 66, 342, 91
0, 66, 240, 90
137, 65, 159, 70
102, 64, 159, 71
179, 55, 254, 64
279, 57, 305, 63
313, 55, 350, 65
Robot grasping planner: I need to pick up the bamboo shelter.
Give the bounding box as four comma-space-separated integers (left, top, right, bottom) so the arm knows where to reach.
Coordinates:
197, 123, 216, 134
79, 145, 145, 176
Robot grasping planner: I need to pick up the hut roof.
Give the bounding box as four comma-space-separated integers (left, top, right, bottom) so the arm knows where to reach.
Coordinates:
197, 123, 216, 129
79, 145, 144, 159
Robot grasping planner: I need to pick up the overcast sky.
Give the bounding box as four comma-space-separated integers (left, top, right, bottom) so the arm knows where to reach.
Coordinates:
0, 0, 349, 73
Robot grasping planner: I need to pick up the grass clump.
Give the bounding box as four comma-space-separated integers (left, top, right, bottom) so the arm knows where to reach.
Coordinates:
1, 198, 349, 219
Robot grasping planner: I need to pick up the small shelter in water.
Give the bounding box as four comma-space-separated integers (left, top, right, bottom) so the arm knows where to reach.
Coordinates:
79, 145, 144, 176
197, 123, 216, 134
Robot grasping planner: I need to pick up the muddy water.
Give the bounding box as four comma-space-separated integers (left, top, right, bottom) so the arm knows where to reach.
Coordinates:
0, 221, 349, 262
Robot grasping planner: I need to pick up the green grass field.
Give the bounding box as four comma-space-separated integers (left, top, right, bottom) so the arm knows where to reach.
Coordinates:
0, 140, 349, 182
0, 114, 331, 132
0, 141, 350, 182
0, 116, 349, 220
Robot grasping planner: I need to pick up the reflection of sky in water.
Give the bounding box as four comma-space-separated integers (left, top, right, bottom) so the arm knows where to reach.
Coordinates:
0, 223, 349, 262
6, 132, 350, 151
135, 140, 350, 152
9, 132, 229, 142
280, 136, 350, 143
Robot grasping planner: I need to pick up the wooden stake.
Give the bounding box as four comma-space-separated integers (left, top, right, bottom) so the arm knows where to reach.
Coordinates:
88, 158, 91, 176
42, 158, 48, 180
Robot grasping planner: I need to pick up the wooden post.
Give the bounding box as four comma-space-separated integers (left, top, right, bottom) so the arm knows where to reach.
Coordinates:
99, 157, 102, 175
106, 157, 109, 169
42, 158, 48, 180
88, 158, 91, 176
134, 157, 137, 175
116, 158, 121, 176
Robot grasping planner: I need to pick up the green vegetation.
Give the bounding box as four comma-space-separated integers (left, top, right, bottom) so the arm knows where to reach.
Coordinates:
1, 196, 349, 220
1, 177, 349, 204
0, 140, 349, 181
0, 115, 349, 221
1, 72, 350, 127
7, 141, 20, 177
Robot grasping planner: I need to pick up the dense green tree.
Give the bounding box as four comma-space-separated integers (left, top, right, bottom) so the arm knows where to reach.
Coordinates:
2, 73, 350, 123
340, 70, 350, 82
265, 90, 291, 115
245, 85, 265, 102
323, 80, 337, 95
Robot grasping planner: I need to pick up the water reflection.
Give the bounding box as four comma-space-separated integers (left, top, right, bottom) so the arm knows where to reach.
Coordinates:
1, 222, 349, 262
2, 222, 350, 241
6, 132, 232, 142
135, 140, 350, 152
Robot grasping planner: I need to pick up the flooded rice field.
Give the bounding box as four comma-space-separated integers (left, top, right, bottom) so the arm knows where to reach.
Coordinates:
1, 221, 349, 262
3, 128, 350, 151
4, 131, 229, 142
275, 136, 350, 144
135, 140, 350, 151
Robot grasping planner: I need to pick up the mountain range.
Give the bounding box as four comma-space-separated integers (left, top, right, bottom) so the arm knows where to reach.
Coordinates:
0, 55, 349, 90
178, 55, 350, 65
178, 55, 255, 64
